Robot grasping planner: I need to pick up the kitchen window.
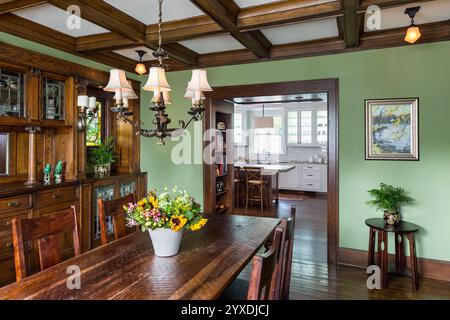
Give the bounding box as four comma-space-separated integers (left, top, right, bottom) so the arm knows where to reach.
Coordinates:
251, 114, 284, 155
233, 111, 245, 145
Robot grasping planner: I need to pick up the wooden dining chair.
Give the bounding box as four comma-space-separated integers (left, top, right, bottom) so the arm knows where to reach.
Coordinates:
98, 192, 136, 245
244, 167, 268, 211
274, 206, 296, 300
11, 206, 80, 282
247, 227, 283, 300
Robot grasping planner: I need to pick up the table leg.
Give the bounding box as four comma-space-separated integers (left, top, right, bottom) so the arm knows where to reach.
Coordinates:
380, 230, 388, 289
368, 227, 375, 266
395, 232, 406, 273
275, 172, 279, 203
407, 233, 420, 291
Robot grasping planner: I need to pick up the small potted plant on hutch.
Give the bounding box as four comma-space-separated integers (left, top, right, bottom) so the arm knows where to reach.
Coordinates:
125, 186, 207, 257
88, 136, 115, 177
366, 183, 415, 225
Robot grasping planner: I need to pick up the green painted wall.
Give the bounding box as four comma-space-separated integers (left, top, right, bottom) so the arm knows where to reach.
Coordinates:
141, 41, 450, 262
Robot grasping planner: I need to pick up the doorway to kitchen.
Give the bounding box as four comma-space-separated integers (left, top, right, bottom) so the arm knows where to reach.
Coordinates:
203, 79, 338, 266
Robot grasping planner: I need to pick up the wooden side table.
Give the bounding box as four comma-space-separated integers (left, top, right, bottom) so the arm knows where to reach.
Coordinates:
365, 218, 420, 291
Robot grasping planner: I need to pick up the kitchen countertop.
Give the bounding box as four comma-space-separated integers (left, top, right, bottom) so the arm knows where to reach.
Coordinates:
234, 162, 296, 173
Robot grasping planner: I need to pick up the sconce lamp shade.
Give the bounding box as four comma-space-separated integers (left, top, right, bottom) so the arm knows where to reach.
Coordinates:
135, 63, 147, 75
114, 81, 138, 100
143, 67, 171, 92
88, 97, 97, 111
187, 69, 212, 92
404, 25, 421, 44
77, 95, 88, 109
254, 116, 274, 129
104, 69, 132, 92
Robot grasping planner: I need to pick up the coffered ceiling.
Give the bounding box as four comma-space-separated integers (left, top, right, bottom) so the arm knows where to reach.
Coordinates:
0, 0, 449, 73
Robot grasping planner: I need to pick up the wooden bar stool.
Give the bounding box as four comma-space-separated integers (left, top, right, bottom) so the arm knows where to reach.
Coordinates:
11, 207, 80, 282
365, 218, 420, 291
234, 167, 245, 207
244, 167, 269, 211
98, 192, 136, 245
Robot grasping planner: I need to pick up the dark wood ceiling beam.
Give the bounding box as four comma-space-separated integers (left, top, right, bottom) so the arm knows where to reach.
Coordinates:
339, 0, 362, 48
0, 13, 138, 72
168, 20, 450, 71
0, 13, 75, 52
76, 33, 136, 53
47, 0, 146, 42
189, 0, 271, 58
358, 0, 434, 10
146, 16, 224, 44
0, 0, 46, 14
238, 0, 343, 31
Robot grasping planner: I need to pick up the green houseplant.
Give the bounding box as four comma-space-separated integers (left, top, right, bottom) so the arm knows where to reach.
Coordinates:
366, 183, 415, 225
88, 137, 115, 177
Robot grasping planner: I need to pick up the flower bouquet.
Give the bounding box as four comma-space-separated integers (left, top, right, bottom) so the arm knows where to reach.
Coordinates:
125, 186, 207, 257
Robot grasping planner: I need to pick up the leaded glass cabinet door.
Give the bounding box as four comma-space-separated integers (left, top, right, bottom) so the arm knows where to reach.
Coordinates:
120, 180, 136, 197
42, 77, 65, 120
93, 184, 115, 242
0, 68, 25, 118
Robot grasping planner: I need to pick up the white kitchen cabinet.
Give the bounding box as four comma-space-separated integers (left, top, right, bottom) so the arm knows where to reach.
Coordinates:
279, 165, 299, 190
279, 163, 327, 192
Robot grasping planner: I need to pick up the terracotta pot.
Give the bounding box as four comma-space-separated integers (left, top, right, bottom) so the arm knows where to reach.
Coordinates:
383, 211, 400, 225
148, 228, 183, 257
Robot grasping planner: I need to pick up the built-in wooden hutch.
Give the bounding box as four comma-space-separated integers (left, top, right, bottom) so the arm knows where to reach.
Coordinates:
0, 43, 147, 286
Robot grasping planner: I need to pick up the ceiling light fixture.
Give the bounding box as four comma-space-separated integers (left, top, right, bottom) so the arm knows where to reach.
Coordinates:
404, 6, 421, 44
254, 104, 274, 129
135, 50, 147, 75
104, 0, 212, 145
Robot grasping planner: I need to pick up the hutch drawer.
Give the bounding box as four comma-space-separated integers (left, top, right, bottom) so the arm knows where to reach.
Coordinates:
0, 210, 31, 236
0, 195, 31, 214
34, 186, 78, 209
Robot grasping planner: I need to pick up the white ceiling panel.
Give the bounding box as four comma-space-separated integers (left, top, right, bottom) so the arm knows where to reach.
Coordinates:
114, 47, 156, 61
13, 3, 108, 37
104, 0, 205, 24
235, 0, 336, 8
261, 18, 339, 45
179, 34, 246, 54
364, 0, 450, 31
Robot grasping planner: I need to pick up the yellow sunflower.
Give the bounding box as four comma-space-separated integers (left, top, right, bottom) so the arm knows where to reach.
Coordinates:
170, 214, 187, 232
190, 218, 208, 231
148, 195, 159, 208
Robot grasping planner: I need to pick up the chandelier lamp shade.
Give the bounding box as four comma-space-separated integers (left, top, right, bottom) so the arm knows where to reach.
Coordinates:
104, 0, 212, 145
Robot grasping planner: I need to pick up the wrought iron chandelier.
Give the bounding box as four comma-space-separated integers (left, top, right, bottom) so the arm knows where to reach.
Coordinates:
104, 0, 212, 145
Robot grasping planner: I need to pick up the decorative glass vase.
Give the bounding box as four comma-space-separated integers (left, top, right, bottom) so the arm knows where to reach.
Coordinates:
148, 228, 183, 257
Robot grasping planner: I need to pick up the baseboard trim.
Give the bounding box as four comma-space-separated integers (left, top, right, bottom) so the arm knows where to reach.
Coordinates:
339, 247, 450, 283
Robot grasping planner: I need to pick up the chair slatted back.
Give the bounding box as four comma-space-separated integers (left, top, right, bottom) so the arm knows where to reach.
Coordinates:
12, 206, 80, 282
98, 192, 136, 245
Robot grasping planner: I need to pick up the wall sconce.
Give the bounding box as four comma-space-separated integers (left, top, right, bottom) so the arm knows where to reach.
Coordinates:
77, 95, 97, 131
135, 50, 147, 75
404, 6, 421, 44
77, 95, 88, 132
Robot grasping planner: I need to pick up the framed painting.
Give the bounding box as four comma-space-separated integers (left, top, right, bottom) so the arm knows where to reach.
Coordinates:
365, 98, 419, 160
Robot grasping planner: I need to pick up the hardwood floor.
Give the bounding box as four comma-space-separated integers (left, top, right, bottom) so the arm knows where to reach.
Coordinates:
232, 194, 450, 300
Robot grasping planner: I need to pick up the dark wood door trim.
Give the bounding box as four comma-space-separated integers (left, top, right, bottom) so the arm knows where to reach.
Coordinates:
205, 78, 340, 266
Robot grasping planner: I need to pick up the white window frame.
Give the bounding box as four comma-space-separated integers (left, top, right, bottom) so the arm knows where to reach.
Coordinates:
233, 110, 248, 146
249, 109, 286, 156
285, 105, 328, 147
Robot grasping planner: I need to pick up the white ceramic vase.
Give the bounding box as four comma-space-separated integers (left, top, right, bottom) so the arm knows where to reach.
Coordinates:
148, 228, 183, 257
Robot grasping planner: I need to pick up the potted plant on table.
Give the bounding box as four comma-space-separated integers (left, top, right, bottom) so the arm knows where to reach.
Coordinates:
125, 186, 207, 257
366, 183, 415, 225
88, 137, 115, 177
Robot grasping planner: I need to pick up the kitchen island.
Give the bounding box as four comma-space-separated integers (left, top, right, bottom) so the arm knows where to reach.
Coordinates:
234, 162, 296, 203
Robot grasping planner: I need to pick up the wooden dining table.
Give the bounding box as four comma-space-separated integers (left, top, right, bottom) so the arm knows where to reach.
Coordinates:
0, 214, 280, 300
